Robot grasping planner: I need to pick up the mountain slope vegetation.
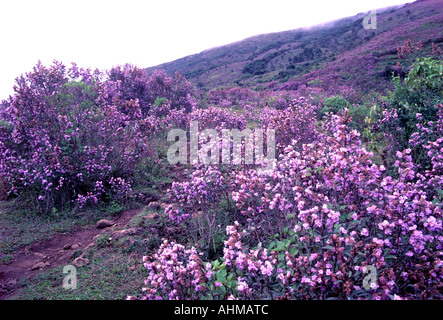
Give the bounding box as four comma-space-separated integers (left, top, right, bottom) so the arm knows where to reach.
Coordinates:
146, 0, 443, 95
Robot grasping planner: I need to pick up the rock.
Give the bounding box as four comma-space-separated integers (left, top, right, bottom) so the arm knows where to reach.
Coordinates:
64, 243, 81, 250
144, 213, 159, 220
132, 192, 157, 204
160, 203, 169, 209
33, 252, 47, 259
147, 201, 161, 210
165, 226, 180, 235
96, 219, 114, 229
73, 257, 89, 268
110, 227, 140, 240
30, 262, 46, 270
84, 241, 95, 250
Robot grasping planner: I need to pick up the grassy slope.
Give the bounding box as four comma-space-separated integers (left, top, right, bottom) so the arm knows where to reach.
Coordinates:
146, 0, 443, 93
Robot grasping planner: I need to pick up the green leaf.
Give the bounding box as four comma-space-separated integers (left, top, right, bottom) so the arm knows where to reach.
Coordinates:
216, 270, 227, 283
268, 241, 276, 251
227, 280, 237, 288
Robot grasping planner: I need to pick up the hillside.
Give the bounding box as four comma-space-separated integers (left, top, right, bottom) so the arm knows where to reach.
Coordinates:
146, 0, 443, 94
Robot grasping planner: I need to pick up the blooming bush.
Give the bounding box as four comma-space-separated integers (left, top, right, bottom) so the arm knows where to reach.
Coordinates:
0, 61, 150, 212
134, 105, 443, 300
188, 106, 247, 131
259, 99, 317, 153
107, 64, 198, 116
165, 165, 232, 254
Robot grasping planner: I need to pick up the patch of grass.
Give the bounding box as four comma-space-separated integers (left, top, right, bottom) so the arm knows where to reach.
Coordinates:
15, 221, 167, 300
0, 254, 13, 264
16, 247, 150, 300
100, 200, 126, 217
0, 158, 182, 299
0, 199, 132, 255
128, 206, 150, 228
0, 204, 74, 255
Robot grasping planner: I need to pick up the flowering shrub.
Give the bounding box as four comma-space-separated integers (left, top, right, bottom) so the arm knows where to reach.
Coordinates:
135, 239, 208, 300
165, 165, 233, 254
1, 57, 442, 301
107, 65, 198, 116
188, 107, 247, 131
0, 61, 150, 212
134, 105, 443, 300
259, 99, 317, 152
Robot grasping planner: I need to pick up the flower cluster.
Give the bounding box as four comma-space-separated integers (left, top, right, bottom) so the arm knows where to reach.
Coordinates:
166, 165, 228, 222
148, 106, 443, 300
259, 100, 317, 152
0, 61, 159, 212
188, 107, 247, 131
134, 239, 208, 300
106, 65, 198, 115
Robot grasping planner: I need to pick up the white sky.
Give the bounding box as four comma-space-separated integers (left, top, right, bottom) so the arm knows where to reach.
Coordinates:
0, 0, 412, 99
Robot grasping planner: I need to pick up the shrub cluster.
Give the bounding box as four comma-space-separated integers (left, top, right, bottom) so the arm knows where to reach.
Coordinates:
0, 61, 198, 213
134, 106, 443, 300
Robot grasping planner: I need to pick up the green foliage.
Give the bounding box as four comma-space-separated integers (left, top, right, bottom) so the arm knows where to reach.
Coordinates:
318, 95, 350, 118
292, 46, 322, 63
348, 103, 370, 132
242, 51, 282, 76
361, 104, 382, 153
388, 57, 443, 143
242, 60, 268, 76
154, 96, 168, 106
404, 57, 443, 92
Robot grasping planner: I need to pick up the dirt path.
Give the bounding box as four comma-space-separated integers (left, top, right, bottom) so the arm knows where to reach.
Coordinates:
0, 206, 145, 300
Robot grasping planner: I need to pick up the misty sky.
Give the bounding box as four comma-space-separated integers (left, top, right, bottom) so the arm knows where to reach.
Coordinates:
0, 0, 412, 99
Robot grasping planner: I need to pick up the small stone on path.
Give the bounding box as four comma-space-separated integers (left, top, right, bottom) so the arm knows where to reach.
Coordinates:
96, 219, 114, 229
